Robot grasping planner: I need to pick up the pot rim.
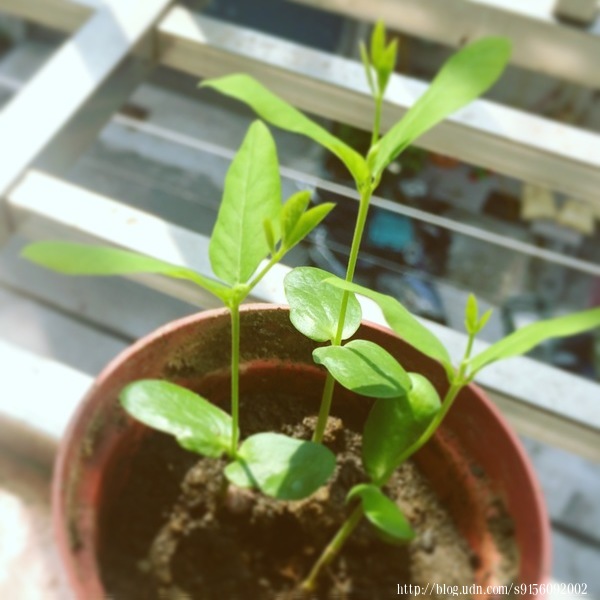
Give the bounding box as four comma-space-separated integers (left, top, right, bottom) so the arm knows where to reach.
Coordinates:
52, 303, 552, 596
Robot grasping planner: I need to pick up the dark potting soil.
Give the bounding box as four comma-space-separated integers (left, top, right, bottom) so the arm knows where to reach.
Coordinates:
99, 390, 518, 600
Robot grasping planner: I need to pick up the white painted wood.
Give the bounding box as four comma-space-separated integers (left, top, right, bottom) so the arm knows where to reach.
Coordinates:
289, 0, 600, 88
8, 170, 599, 460
553, 0, 598, 24
0, 0, 95, 32
0, 340, 91, 466
8, 170, 289, 308
157, 9, 600, 212
0, 0, 173, 243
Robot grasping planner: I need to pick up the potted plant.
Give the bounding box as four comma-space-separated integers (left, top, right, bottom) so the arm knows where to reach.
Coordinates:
23, 23, 600, 599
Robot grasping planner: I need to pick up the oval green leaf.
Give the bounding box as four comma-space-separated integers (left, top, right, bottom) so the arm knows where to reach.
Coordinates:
285, 267, 362, 342
470, 307, 600, 374
348, 483, 414, 543
324, 276, 452, 375
201, 74, 369, 186
362, 373, 441, 484
372, 37, 511, 177
224, 432, 336, 500
209, 120, 282, 286
21, 241, 232, 302
119, 380, 234, 458
313, 339, 410, 398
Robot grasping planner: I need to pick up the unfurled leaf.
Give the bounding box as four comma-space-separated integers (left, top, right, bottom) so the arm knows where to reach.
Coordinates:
470, 307, 600, 374
325, 276, 452, 374
313, 339, 410, 398
372, 37, 511, 177
201, 75, 369, 185
209, 121, 281, 285
348, 484, 414, 543
362, 373, 441, 484
21, 241, 232, 303
285, 267, 362, 342
224, 433, 336, 500
119, 380, 233, 458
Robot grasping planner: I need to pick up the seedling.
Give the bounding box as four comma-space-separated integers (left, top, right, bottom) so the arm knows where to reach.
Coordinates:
203, 22, 600, 589
22, 21, 600, 593
23, 120, 337, 501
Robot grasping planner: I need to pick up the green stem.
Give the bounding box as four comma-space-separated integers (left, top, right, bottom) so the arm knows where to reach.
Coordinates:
313, 185, 373, 443
247, 252, 282, 293
371, 92, 383, 146
301, 504, 364, 592
229, 301, 241, 456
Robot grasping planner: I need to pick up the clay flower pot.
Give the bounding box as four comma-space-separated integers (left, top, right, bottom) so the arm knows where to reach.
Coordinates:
53, 304, 551, 598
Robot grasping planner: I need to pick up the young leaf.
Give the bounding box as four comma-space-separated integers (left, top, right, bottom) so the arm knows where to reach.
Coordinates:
224, 433, 336, 500
370, 21, 386, 72
464, 293, 478, 334
21, 241, 232, 303
209, 121, 281, 286
313, 339, 411, 398
378, 38, 398, 94
283, 203, 335, 251
120, 380, 234, 458
263, 218, 277, 254
325, 276, 452, 374
362, 373, 441, 484
201, 74, 369, 186
372, 37, 511, 178
347, 484, 414, 543
285, 267, 362, 342
469, 307, 600, 374
281, 191, 311, 243
359, 41, 376, 96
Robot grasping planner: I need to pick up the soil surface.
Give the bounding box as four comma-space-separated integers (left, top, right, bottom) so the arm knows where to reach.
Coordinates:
99, 388, 518, 599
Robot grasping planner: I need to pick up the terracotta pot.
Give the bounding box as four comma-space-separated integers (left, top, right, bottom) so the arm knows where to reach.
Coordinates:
53, 304, 551, 598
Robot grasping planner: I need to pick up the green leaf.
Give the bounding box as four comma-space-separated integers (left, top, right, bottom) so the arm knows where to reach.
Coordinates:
224, 433, 336, 500
210, 121, 281, 285
465, 293, 478, 334
119, 380, 233, 458
313, 339, 410, 398
285, 267, 362, 342
378, 38, 398, 93
360, 41, 376, 96
21, 241, 232, 303
470, 307, 600, 374
324, 276, 452, 374
348, 484, 414, 543
201, 75, 369, 186
281, 191, 311, 243
263, 218, 277, 254
372, 37, 511, 177
370, 21, 386, 71
284, 203, 335, 251
478, 308, 493, 332
362, 373, 441, 484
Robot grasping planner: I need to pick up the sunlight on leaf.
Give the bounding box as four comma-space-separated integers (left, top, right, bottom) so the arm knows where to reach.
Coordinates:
22, 241, 232, 303
313, 339, 410, 398
120, 380, 234, 458
224, 432, 335, 500
285, 267, 362, 342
